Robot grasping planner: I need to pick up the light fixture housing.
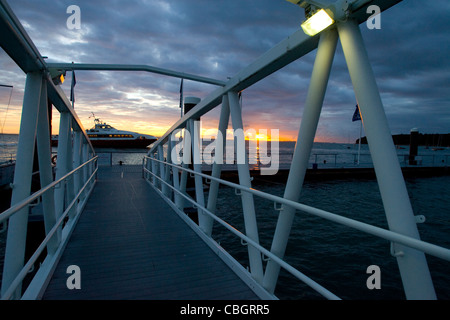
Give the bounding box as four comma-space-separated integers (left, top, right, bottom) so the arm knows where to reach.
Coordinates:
50, 69, 66, 85
300, 8, 334, 36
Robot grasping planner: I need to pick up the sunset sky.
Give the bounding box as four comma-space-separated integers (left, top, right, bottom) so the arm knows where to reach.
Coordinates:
0, 0, 449, 142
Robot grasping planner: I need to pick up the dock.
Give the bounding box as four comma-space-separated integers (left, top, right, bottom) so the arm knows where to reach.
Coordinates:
42, 166, 261, 300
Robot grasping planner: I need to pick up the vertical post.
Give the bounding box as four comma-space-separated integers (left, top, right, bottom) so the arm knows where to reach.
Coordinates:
78, 141, 87, 201
158, 144, 167, 194
409, 128, 419, 165
36, 79, 59, 255
54, 112, 72, 223
337, 19, 435, 299
263, 29, 338, 293
81, 143, 89, 192
164, 138, 173, 199
1, 72, 42, 298
72, 131, 82, 201
179, 122, 192, 209
192, 119, 208, 231
150, 153, 157, 185
357, 120, 362, 165
204, 95, 230, 237
228, 91, 263, 284
172, 153, 182, 208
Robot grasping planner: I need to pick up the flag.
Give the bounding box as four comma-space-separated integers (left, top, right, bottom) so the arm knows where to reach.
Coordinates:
70, 70, 76, 103
352, 104, 361, 122
179, 78, 184, 109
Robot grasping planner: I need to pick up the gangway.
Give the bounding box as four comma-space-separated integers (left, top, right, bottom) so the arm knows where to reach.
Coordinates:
0, 0, 449, 300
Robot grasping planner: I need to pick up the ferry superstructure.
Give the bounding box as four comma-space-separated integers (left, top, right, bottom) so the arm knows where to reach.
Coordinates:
52, 117, 157, 149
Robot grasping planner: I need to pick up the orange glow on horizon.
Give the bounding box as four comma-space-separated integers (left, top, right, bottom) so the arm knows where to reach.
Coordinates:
1, 108, 336, 143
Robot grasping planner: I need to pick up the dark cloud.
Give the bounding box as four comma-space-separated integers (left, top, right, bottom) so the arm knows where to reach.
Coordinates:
1, 0, 449, 141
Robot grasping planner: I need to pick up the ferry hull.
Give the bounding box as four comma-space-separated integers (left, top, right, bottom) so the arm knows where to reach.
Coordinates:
51, 138, 157, 149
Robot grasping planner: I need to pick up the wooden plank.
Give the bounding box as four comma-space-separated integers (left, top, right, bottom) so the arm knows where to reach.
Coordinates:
42, 166, 260, 300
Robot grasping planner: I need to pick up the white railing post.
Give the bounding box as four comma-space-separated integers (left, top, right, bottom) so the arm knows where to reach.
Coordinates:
204, 94, 230, 237
54, 112, 72, 225
179, 123, 192, 209
167, 139, 175, 200
158, 144, 167, 194
263, 29, 338, 293
337, 19, 436, 299
1, 72, 42, 299
80, 142, 88, 201
72, 131, 83, 199
192, 119, 208, 232
36, 78, 59, 255
150, 153, 157, 185
228, 91, 264, 284
170, 134, 183, 208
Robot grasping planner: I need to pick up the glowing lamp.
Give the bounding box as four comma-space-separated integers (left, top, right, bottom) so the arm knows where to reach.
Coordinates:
301, 9, 334, 36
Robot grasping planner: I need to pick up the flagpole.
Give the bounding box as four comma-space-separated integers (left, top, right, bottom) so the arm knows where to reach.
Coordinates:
358, 120, 361, 165
179, 78, 184, 141
179, 78, 184, 118
70, 62, 76, 109
352, 104, 362, 165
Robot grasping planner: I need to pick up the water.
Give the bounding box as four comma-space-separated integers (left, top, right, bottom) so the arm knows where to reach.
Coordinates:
212, 176, 450, 300
1, 134, 449, 299
0, 134, 18, 165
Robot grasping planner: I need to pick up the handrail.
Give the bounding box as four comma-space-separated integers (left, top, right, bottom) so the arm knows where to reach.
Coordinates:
47, 63, 227, 87
0, 1, 95, 154
0, 0, 46, 72
144, 156, 450, 262
0, 156, 98, 223
144, 155, 450, 299
1, 164, 98, 300
143, 163, 340, 300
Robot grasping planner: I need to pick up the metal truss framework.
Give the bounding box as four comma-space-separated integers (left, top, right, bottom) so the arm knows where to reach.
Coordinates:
1, 0, 446, 300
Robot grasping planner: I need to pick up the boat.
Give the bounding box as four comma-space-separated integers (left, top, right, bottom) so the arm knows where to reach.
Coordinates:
52, 116, 157, 149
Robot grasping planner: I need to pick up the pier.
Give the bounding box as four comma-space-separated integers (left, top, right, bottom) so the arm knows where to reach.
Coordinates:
1, 0, 449, 301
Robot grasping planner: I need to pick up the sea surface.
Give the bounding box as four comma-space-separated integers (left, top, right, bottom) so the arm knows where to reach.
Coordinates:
1, 133, 449, 299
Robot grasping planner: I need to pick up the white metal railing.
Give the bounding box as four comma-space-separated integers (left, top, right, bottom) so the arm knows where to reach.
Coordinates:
0, 0, 100, 300
0, 156, 98, 300
143, 155, 450, 300
141, 1, 445, 299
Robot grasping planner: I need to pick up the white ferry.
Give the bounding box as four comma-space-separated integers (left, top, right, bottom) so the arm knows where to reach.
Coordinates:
52, 117, 157, 149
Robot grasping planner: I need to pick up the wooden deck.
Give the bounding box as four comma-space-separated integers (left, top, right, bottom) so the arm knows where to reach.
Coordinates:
42, 166, 261, 300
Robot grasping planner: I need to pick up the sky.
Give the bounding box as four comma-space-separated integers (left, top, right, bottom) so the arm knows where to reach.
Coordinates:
0, 0, 449, 142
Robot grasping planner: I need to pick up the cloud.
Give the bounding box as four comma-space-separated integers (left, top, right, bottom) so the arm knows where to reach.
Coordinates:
1, 0, 449, 142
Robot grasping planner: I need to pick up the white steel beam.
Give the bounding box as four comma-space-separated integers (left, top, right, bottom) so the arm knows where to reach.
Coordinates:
1, 72, 42, 298
54, 112, 73, 225
228, 91, 264, 284
46, 63, 226, 87
204, 95, 231, 237
337, 19, 436, 299
263, 29, 338, 294
191, 120, 208, 232
36, 78, 59, 255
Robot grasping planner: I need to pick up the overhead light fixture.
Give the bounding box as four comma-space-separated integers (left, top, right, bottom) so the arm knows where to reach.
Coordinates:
301, 8, 334, 36
50, 69, 66, 85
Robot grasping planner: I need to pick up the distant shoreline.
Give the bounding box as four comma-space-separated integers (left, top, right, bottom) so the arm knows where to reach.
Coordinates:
357, 133, 450, 147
